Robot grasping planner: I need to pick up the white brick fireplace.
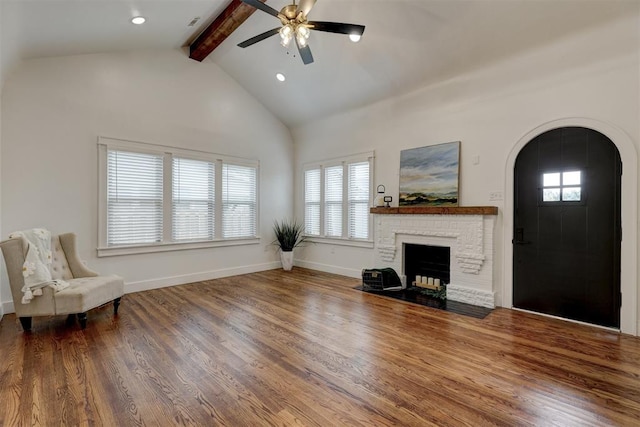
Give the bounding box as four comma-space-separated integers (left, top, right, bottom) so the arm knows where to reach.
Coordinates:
372, 207, 497, 308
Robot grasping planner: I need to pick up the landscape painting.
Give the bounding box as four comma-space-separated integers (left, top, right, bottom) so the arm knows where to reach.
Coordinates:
399, 141, 460, 207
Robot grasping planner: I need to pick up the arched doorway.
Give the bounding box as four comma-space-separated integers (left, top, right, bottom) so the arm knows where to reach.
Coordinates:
503, 118, 637, 335
513, 127, 621, 327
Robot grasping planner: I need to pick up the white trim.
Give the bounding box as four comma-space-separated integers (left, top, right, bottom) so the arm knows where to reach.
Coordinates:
0, 262, 282, 313
294, 259, 362, 279
1, 301, 13, 316
303, 151, 375, 170
125, 262, 280, 294
304, 236, 374, 249
503, 118, 637, 336
98, 136, 259, 165
97, 237, 260, 257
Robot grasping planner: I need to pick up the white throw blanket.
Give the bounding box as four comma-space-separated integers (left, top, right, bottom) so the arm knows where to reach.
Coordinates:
8, 228, 69, 304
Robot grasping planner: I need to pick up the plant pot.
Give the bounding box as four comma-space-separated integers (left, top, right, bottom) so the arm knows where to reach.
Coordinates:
280, 250, 294, 271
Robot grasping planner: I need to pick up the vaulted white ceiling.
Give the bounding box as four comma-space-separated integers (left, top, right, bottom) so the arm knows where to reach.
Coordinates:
1, 0, 636, 128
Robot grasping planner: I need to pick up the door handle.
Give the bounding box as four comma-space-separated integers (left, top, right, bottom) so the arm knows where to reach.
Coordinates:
513, 227, 532, 245
513, 240, 532, 245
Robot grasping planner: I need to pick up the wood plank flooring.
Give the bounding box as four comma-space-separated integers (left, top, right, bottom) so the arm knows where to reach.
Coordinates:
1, 268, 640, 426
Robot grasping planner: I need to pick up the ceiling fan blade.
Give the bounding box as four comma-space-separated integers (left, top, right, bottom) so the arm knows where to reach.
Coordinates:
308, 21, 365, 37
296, 0, 317, 17
240, 0, 281, 18
238, 28, 281, 48
295, 38, 314, 65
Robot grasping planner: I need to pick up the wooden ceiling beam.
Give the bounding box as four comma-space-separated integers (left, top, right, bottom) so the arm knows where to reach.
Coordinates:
189, 0, 266, 62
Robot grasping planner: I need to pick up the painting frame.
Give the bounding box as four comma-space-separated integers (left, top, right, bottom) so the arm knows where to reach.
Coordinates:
399, 141, 460, 207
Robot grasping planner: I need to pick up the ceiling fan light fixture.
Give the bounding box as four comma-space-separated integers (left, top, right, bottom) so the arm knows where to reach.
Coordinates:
236, 0, 365, 66
279, 24, 294, 47
280, 35, 292, 47
295, 25, 310, 47
296, 33, 308, 47
296, 25, 310, 39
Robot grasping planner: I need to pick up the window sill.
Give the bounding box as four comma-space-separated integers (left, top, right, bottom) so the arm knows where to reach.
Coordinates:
304, 236, 374, 249
97, 237, 260, 257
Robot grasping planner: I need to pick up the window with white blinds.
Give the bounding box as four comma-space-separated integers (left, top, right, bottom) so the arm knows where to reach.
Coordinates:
107, 150, 164, 246
99, 137, 259, 254
303, 152, 373, 242
172, 157, 215, 241
222, 164, 257, 239
304, 169, 321, 236
348, 161, 370, 239
324, 165, 343, 237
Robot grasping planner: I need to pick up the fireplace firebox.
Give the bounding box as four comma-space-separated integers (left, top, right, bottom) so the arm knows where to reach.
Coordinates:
404, 243, 450, 286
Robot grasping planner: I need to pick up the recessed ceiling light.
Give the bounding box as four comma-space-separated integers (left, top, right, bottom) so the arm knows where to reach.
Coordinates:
131, 16, 146, 25
349, 34, 361, 43
276, 73, 286, 82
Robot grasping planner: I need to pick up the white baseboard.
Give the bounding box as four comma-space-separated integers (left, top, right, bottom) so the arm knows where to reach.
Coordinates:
294, 259, 361, 279
0, 262, 281, 314
2, 301, 13, 315
125, 262, 281, 294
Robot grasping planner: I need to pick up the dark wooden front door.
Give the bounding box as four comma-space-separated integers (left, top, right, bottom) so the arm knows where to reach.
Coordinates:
513, 127, 621, 328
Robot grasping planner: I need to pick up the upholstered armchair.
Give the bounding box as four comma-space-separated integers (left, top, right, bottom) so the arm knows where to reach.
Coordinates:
0, 232, 124, 331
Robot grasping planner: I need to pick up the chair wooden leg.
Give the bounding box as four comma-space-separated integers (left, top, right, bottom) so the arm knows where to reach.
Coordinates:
19, 317, 32, 332
77, 312, 87, 329
66, 313, 76, 325
113, 297, 122, 315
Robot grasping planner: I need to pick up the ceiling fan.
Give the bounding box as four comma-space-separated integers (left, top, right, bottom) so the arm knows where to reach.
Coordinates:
237, 0, 365, 65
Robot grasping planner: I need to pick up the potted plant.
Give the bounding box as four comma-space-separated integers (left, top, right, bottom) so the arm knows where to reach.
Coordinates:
273, 219, 306, 271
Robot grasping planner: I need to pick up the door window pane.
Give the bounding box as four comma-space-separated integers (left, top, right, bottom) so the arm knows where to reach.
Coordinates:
543, 173, 560, 187
562, 187, 581, 201
543, 188, 561, 202
563, 171, 581, 186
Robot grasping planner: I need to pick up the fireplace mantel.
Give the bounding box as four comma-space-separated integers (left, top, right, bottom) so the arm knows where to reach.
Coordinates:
370, 206, 498, 215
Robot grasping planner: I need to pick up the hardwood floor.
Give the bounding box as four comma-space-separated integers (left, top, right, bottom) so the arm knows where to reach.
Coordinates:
1, 268, 640, 426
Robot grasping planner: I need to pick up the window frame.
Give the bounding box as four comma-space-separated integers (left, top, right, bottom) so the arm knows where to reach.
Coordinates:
98, 137, 260, 257
539, 168, 587, 207
302, 152, 374, 248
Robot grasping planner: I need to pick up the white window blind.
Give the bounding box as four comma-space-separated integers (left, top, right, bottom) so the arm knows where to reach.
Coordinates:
324, 165, 344, 237
172, 157, 215, 241
99, 137, 260, 255
303, 153, 373, 243
348, 161, 370, 239
222, 164, 257, 239
304, 168, 321, 236
107, 149, 163, 246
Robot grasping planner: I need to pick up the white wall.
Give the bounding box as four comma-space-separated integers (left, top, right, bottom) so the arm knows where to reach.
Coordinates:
0, 1, 5, 319
0, 49, 294, 312
293, 15, 640, 333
